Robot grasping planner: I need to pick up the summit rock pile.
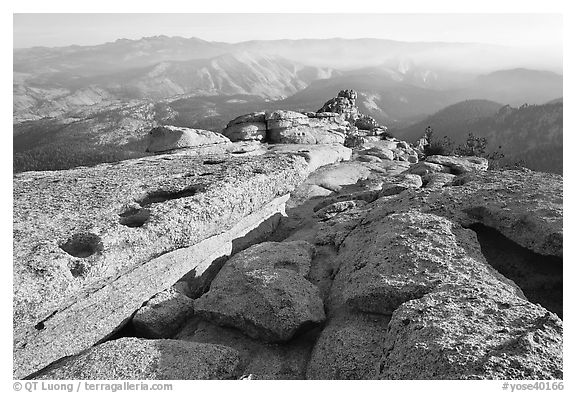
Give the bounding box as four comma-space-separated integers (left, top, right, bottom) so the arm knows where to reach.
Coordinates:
317, 89, 360, 122
222, 89, 387, 145
222, 110, 348, 145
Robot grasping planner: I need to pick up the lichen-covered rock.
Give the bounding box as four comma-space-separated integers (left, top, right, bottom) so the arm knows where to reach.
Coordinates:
147, 125, 230, 152
380, 287, 563, 379
426, 155, 489, 174
306, 187, 562, 380
132, 288, 194, 338
194, 241, 325, 342
35, 338, 241, 380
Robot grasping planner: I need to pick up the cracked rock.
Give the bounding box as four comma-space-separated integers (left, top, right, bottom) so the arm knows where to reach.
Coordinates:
194, 241, 326, 342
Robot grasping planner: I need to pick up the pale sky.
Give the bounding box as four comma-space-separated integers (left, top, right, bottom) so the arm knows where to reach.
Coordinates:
13, 13, 562, 50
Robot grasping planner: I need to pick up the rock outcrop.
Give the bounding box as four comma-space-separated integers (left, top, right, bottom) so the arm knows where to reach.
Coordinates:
194, 241, 325, 342
221, 90, 395, 147
221, 112, 267, 142
266, 110, 347, 144
12, 144, 351, 378
14, 91, 563, 380
221, 109, 350, 144
317, 90, 392, 134
147, 125, 230, 152
317, 89, 360, 122
426, 155, 489, 174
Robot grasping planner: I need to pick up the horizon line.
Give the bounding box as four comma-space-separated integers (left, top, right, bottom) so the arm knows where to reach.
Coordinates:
13, 34, 506, 51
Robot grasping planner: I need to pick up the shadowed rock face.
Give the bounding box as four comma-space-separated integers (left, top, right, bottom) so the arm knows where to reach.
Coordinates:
131, 288, 195, 338
470, 223, 563, 318
177, 319, 319, 380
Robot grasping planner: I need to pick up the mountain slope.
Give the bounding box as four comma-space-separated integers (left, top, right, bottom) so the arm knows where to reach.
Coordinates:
14, 52, 338, 122
466, 69, 563, 106
395, 100, 563, 174
14, 36, 563, 123
392, 99, 505, 141
101, 52, 338, 100
278, 68, 562, 126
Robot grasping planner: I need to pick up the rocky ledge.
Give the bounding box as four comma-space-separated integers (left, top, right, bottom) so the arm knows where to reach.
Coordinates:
13, 94, 562, 380
13, 143, 350, 378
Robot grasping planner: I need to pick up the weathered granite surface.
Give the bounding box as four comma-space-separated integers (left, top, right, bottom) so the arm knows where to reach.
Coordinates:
147, 125, 230, 152
13, 145, 350, 378
369, 168, 562, 257
195, 241, 325, 342
222, 112, 267, 142
35, 338, 241, 380
13, 120, 563, 381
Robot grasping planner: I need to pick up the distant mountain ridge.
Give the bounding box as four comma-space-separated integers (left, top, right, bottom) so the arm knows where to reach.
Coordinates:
15, 35, 562, 73
14, 36, 563, 123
